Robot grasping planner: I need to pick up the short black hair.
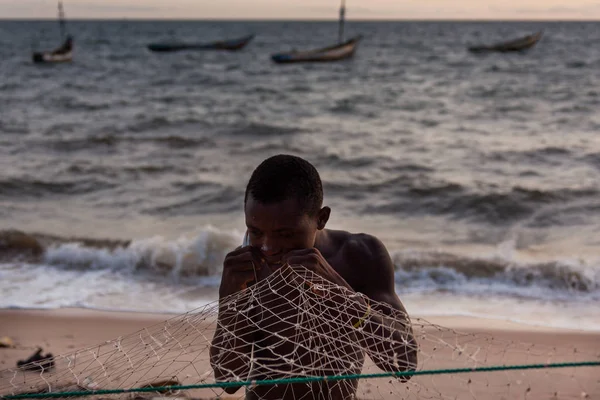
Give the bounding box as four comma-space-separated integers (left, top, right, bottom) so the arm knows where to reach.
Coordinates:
245, 154, 323, 216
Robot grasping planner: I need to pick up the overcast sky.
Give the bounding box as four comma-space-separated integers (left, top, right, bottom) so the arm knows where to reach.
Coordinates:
2, 0, 600, 20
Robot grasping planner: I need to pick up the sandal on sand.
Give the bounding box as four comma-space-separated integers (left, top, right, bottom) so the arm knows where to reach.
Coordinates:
17, 347, 55, 371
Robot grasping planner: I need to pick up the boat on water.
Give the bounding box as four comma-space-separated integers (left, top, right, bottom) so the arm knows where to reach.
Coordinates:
271, 36, 362, 64
32, 1, 73, 64
271, 0, 361, 64
33, 35, 73, 63
147, 34, 255, 53
468, 31, 543, 54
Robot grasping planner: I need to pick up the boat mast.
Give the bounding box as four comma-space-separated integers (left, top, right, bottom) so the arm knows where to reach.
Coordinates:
338, 0, 345, 44
58, 1, 66, 39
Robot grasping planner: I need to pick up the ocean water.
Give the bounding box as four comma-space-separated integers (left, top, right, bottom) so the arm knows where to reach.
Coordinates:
1, 20, 599, 330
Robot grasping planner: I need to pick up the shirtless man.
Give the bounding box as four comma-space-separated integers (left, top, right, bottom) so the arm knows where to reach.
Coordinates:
210, 154, 417, 399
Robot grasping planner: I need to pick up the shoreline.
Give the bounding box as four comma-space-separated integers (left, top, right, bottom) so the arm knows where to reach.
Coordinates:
1, 306, 598, 333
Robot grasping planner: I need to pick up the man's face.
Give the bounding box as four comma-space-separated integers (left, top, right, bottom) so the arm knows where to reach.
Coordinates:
244, 195, 321, 259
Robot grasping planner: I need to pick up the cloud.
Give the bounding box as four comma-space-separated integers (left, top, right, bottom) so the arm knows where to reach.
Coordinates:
0, 0, 165, 18
510, 3, 600, 16
67, 3, 162, 13
295, 5, 383, 17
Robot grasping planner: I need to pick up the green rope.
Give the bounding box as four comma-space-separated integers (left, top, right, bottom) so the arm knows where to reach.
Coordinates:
3, 361, 599, 399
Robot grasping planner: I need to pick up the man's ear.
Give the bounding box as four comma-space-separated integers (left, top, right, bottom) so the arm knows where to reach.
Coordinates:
317, 206, 331, 230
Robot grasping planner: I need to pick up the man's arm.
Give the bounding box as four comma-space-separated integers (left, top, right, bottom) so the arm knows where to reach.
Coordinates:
344, 234, 418, 378
209, 298, 255, 394
209, 247, 264, 394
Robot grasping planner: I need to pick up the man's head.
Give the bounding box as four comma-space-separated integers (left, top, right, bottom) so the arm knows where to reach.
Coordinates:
244, 154, 330, 257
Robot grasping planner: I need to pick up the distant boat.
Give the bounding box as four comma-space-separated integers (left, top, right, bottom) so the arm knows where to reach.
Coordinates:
271, 36, 362, 64
468, 31, 543, 54
271, 0, 362, 64
147, 34, 255, 53
32, 1, 73, 63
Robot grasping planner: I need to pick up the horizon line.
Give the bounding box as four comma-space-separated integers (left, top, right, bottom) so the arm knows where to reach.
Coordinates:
1, 17, 600, 22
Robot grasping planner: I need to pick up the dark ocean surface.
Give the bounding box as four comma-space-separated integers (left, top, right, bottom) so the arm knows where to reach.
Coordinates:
1, 21, 599, 329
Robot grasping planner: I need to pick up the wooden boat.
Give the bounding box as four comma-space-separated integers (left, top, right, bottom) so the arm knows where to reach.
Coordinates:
271, 0, 362, 64
32, 1, 73, 64
147, 34, 254, 53
33, 35, 73, 63
271, 36, 362, 64
468, 31, 543, 54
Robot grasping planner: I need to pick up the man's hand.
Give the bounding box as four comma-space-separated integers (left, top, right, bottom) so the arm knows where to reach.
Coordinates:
281, 248, 352, 290
219, 246, 267, 298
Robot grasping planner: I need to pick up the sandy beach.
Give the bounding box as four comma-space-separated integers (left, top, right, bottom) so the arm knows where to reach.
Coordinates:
1, 308, 598, 400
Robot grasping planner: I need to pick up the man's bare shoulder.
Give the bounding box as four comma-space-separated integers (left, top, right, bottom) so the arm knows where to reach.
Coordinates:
323, 229, 396, 298
323, 229, 389, 262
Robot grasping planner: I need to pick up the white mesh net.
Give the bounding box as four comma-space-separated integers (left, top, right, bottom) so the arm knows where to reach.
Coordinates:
1, 265, 598, 400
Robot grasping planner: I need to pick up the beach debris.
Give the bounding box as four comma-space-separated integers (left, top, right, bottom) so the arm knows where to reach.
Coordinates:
17, 347, 55, 371
149, 398, 187, 400
128, 380, 186, 400
0, 336, 15, 348
131, 397, 188, 400
81, 377, 100, 390
140, 379, 181, 394
9, 383, 82, 398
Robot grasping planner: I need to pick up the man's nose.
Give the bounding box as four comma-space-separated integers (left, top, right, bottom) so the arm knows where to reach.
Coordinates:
260, 237, 281, 257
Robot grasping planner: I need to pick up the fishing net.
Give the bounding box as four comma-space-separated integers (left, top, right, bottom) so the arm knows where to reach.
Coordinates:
1, 265, 598, 400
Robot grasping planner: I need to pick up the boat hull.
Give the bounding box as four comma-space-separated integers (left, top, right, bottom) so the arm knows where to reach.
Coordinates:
147, 35, 254, 53
32, 51, 72, 63
271, 36, 362, 64
468, 31, 543, 54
